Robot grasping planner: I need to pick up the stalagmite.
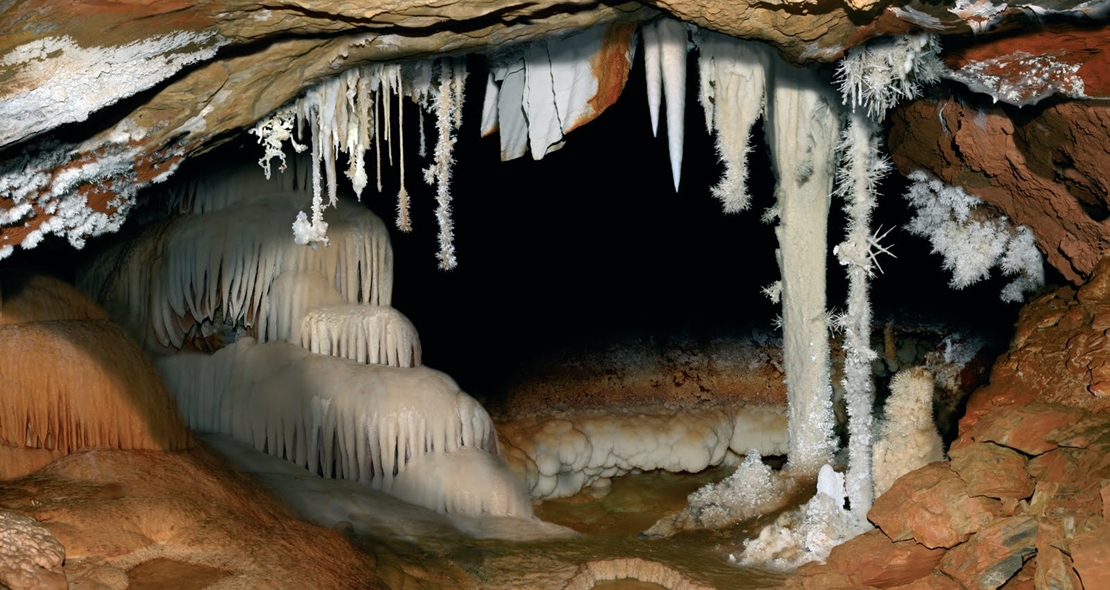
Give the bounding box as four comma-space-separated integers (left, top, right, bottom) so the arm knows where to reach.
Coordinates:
832, 109, 888, 526
872, 367, 944, 497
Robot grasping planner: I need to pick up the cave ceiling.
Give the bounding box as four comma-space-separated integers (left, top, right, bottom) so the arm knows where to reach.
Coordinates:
1, 0, 1109, 281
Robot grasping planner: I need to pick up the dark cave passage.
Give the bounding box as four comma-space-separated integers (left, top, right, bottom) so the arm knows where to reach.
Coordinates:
2, 47, 1039, 404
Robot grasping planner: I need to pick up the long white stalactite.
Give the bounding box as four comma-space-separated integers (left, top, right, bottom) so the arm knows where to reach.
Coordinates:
765, 61, 840, 476
643, 17, 689, 192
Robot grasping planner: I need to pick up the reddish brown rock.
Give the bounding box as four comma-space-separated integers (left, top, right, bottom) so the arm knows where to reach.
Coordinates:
0, 448, 382, 589
869, 462, 1001, 549
1046, 411, 1110, 450
0, 319, 192, 479
943, 25, 1110, 104
1069, 519, 1110, 589
780, 561, 868, 590
1034, 521, 1083, 590
998, 558, 1035, 590
888, 572, 965, 590
1026, 446, 1110, 520
890, 92, 1110, 285
825, 529, 946, 589
948, 443, 1034, 501
959, 258, 1110, 432
958, 404, 1085, 456
937, 516, 1037, 590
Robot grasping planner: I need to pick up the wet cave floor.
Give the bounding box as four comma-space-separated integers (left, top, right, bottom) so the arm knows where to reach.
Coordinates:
351, 466, 790, 590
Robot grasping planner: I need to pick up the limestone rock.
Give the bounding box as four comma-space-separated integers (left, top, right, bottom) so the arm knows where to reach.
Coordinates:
936, 515, 1037, 590
868, 462, 1000, 549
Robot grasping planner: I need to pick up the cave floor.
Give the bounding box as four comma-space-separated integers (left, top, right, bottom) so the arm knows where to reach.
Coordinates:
348, 466, 789, 590
0, 437, 788, 589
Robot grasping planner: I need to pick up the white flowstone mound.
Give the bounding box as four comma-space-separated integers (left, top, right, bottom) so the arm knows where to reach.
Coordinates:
391, 447, 533, 519
499, 405, 788, 500
300, 304, 421, 368
79, 192, 393, 353
157, 338, 499, 504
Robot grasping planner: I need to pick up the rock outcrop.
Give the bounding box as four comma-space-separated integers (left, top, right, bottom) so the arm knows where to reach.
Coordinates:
961, 255, 1110, 430
890, 90, 1110, 284
784, 402, 1110, 590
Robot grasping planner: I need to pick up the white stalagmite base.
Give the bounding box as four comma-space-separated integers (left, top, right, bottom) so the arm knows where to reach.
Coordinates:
157, 338, 501, 514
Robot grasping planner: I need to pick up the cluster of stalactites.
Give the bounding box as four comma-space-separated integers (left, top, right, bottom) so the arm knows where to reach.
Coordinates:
250, 59, 467, 269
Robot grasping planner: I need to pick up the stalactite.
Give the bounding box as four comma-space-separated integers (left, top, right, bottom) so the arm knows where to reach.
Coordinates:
643, 22, 662, 137
764, 57, 840, 476
396, 76, 412, 232
374, 84, 383, 194
251, 59, 464, 265
424, 59, 466, 270
642, 18, 688, 192
695, 30, 768, 213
